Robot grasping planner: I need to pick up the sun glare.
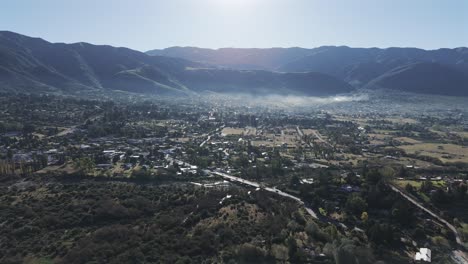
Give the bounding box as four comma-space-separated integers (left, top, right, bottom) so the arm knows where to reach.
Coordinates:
211, 0, 258, 9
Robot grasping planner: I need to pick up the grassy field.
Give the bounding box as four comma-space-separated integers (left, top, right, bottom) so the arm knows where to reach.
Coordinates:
36, 163, 79, 175
394, 137, 421, 144
399, 143, 468, 163
251, 130, 299, 147
302, 129, 318, 135
457, 132, 468, 140
384, 117, 419, 124
221, 127, 246, 135
394, 179, 446, 189
367, 133, 389, 145
335, 116, 418, 126
221, 127, 257, 136
173, 137, 190, 143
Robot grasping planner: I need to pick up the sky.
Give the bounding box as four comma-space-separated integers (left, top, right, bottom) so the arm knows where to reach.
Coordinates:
1, 0, 468, 51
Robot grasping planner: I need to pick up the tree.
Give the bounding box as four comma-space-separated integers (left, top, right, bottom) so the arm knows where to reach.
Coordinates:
6, 149, 13, 160
391, 200, 413, 226
361, 212, 369, 222
420, 180, 433, 192
366, 170, 382, 185
397, 166, 409, 178
346, 193, 367, 215
329, 239, 374, 264
405, 183, 415, 193
132, 168, 152, 181
454, 183, 467, 200
290, 175, 300, 187
367, 223, 394, 245
236, 243, 267, 263
74, 157, 95, 174
112, 154, 120, 164
287, 236, 297, 259
431, 189, 448, 204
22, 124, 35, 135
345, 172, 359, 185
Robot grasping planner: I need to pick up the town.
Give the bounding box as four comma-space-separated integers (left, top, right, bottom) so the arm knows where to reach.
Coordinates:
1, 92, 468, 263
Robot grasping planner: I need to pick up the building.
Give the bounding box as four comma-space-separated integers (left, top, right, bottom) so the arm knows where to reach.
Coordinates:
415, 248, 431, 262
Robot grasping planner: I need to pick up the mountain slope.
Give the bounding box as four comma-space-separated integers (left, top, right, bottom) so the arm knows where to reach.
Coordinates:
147, 47, 312, 71
148, 46, 468, 92
180, 68, 353, 95
365, 62, 468, 96
0, 31, 195, 94
0, 31, 352, 96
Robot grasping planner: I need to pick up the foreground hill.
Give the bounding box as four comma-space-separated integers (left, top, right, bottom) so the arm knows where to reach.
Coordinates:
148, 46, 468, 96
0, 31, 352, 96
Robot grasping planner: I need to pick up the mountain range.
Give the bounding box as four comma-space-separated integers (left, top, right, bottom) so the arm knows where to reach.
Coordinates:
0, 31, 352, 96
0, 30, 467, 97
148, 46, 468, 96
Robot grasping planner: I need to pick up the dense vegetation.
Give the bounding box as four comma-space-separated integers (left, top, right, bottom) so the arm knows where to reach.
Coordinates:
0, 174, 335, 263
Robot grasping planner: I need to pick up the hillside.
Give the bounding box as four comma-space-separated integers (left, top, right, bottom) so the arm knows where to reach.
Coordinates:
0, 31, 352, 96
147, 47, 312, 71
0, 31, 198, 94
365, 62, 468, 96
179, 68, 353, 96
148, 46, 468, 95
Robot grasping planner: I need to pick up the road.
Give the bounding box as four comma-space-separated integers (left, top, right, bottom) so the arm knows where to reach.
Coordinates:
296, 126, 333, 148
211, 171, 318, 219
165, 154, 318, 219
296, 126, 305, 139
311, 130, 333, 148
389, 184, 462, 245
167, 152, 465, 259
49, 113, 103, 138
199, 135, 211, 147
199, 126, 224, 147
296, 126, 312, 149
392, 183, 468, 261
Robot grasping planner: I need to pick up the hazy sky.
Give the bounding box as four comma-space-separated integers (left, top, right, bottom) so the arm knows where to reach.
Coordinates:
2, 0, 468, 51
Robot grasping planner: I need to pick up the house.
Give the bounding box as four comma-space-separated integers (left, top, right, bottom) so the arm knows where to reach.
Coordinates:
415, 248, 431, 262
340, 185, 361, 193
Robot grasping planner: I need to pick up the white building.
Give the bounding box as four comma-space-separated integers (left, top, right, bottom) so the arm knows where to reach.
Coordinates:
415, 248, 431, 262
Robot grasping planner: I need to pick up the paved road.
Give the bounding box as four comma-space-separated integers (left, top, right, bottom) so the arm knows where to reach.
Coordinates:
199, 126, 224, 147
312, 130, 333, 148
165, 154, 319, 219
199, 135, 211, 147
296, 126, 305, 138
389, 184, 463, 246
169, 151, 466, 259
391, 185, 468, 262
211, 171, 318, 219
297, 125, 334, 148
296, 126, 312, 148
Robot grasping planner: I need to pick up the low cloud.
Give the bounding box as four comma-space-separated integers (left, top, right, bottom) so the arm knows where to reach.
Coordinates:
200, 93, 369, 108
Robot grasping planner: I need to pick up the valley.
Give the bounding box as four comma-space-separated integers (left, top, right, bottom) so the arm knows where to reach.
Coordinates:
1, 92, 468, 263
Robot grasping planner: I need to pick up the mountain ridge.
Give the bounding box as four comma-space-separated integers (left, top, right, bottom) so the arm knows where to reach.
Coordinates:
0, 31, 352, 96
147, 46, 468, 96
1, 31, 467, 97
